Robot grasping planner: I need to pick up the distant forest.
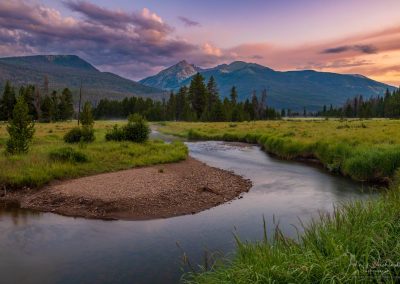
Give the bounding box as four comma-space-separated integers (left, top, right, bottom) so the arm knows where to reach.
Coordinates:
94, 74, 281, 121
318, 88, 400, 118
1, 75, 399, 121
0, 74, 280, 122
0, 80, 74, 122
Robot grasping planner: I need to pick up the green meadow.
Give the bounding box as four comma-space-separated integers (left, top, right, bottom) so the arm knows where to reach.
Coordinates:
0, 121, 187, 189
159, 119, 400, 182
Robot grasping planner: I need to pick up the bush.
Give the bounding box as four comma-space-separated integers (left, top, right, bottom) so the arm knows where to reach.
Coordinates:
49, 147, 88, 163
105, 125, 125, 141
64, 127, 95, 143
105, 114, 150, 143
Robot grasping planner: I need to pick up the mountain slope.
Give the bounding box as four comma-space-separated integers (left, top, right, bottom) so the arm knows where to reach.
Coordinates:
139, 60, 202, 90
141, 61, 395, 111
0, 55, 164, 103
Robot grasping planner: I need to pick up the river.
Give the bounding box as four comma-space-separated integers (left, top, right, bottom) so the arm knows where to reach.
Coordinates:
0, 137, 375, 284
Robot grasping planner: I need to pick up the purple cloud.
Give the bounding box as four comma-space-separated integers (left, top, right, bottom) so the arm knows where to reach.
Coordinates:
322, 44, 378, 54
178, 16, 201, 27
0, 0, 221, 79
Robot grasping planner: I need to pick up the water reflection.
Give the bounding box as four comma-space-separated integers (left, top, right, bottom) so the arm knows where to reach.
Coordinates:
0, 141, 376, 284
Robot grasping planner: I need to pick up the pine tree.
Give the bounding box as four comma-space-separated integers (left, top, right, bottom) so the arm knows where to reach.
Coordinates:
210, 98, 225, 122
230, 86, 238, 106
166, 91, 177, 120
40, 95, 53, 122
58, 88, 74, 120
207, 76, 219, 112
251, 91, 259, 120
6, 95, 35, 154
1, 81, 16, 120
189, 73, 207, 119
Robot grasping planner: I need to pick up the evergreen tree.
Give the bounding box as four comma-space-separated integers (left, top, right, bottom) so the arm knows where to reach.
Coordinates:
251, 91, 259, 120
189, 73, 207, 119
58, 88, 74, 120
6, 95, 35, 154
166, 92, 177, 120
210, 98, 225, 122
1, 81, 16, 120
230, 86, 238, 106
40, 95, 53, 122
207, 76, 219, 113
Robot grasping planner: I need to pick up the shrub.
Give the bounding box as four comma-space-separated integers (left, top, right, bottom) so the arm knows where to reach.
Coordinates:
49, 147, 88, 163
105, 114, 150, 143
64, 127, 95, 143
105, 125, 125, 141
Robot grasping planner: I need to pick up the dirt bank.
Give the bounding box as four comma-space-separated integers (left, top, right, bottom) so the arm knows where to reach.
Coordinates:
2, 157, 252, 220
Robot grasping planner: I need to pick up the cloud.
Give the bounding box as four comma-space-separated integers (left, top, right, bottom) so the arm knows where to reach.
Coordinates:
0, 0, 219, 79
322, 44, 378, 54
178, 16, 201, 27
224, 25, 400, 84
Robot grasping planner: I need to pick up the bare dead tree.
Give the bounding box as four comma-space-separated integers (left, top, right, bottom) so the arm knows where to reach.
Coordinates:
78, 80, 82, 126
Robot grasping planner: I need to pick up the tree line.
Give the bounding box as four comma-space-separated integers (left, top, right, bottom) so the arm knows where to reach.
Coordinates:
94, 73, 281, 121
318, 88, 400, 118
0, 81, 74, 122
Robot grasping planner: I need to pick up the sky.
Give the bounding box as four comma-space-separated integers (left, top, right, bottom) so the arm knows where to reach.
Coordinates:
0, 0, 399, 85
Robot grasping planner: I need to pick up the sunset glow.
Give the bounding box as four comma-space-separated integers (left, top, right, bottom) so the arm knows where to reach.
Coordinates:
0, 0, 399, 85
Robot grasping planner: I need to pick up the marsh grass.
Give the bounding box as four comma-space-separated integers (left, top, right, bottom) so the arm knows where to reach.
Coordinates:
0, 121, 188, 189
184, 185, 400, 283
160, 120, 400, 182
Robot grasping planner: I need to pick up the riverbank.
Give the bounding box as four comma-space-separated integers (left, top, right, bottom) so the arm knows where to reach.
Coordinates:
156, 121, 400, 282
2, 157, 252, 220
158, 120, 400, 183
185, 184, 400, 283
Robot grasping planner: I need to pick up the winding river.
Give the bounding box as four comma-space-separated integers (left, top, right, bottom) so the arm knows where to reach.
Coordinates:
0, 136, 375, 284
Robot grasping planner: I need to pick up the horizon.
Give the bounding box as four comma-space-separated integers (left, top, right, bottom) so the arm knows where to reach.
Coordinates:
0, 1, 399, 85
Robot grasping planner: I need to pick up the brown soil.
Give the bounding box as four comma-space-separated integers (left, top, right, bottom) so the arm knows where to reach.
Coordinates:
2, 157, 252, 220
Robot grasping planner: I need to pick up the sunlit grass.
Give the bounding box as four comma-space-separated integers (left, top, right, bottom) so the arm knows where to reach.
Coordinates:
0, 120, 188, 189
159, 119, 400, 182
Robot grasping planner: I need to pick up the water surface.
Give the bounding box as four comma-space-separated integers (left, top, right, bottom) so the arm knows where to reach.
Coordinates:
0, 140, 375, 284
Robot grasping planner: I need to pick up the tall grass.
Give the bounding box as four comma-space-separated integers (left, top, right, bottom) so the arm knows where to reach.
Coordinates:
184, 184, 400, 283
0, 121, 188, 189
160, 120, 400, 182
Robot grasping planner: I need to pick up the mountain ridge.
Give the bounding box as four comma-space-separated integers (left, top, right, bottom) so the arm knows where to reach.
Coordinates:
0, 55, 165, 104
140, 60, 395, 111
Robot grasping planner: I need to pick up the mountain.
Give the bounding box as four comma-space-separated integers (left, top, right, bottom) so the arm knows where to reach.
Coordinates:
140, 60, 395, 111
0, 55, 164, 104
139, 60, 202, 90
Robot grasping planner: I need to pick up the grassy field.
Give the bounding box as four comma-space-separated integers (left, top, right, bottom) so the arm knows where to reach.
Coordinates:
157, 119, 400, 283
0, 120, 188, 189
159, 119, 400, 182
